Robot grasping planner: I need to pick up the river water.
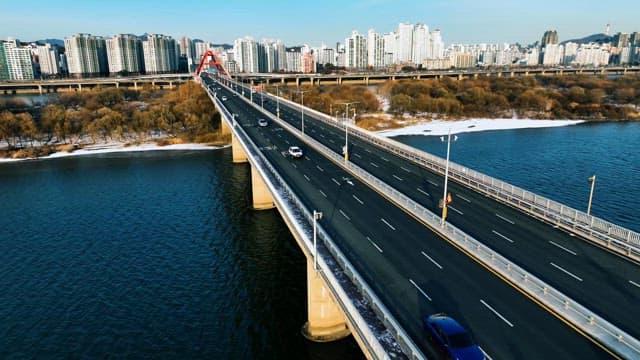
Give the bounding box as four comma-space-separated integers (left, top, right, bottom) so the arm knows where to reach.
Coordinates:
0, 121, 637, 359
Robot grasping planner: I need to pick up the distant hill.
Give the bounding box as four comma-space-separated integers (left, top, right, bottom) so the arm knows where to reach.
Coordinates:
561, 33, 612, 45
33, 38, 64, 46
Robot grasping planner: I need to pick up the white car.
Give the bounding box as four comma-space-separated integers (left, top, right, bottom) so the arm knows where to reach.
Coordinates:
288, 146, 303, 158
258, 119, 268, 127
221, 96, 228, 101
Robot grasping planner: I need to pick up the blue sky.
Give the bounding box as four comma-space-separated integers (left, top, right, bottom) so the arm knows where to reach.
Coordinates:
2, 0, 638, 45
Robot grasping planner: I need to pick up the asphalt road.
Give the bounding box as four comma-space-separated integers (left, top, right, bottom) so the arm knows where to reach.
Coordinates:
230, 80, 640, 342
203, 75, 613, 359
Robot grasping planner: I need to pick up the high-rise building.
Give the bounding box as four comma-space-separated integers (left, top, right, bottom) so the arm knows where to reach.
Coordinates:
563, 42, 579, 65
542, 44, 563, 66
396, 23, 414, 63
106, 34, 144, 75
302, 52, 315, 73
541, 30, 559, 47
612, 32, 630, 49
318, 46, 335, 66
367, 29, 385, 69
64, 33, 108, 77
286, 47, 302, 72
36, 43, 60, 77
193, 40, 210, 67
234, 37, 259, 73
383, 32, 396, 66
142, 34, 179, 74
413, 24, 430, 64
345, 30, 367, 70
179, 37, 196, 72
430, 29, 444, 59
0, 39, 35, 80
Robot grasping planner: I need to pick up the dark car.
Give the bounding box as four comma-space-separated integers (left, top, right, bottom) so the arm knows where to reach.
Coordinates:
424, 314, 484, 360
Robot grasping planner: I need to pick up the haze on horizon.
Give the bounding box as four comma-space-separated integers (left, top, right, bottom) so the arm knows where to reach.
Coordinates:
2, 0, 638, 45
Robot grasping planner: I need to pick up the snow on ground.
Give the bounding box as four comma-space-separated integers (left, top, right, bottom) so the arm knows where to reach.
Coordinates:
0, 142, 227, 163
377, 118, 585, 137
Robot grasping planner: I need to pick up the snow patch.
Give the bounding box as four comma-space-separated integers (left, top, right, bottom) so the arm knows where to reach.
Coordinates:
377, 118, 585, 137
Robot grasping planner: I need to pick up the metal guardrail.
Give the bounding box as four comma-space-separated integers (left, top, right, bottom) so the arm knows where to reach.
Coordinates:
206, 86, 423, 359
229, 81, 640, 359
261, 88, 640, 263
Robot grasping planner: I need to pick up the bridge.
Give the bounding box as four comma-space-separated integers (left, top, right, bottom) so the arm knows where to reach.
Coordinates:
0, 73, 193, 95
233, 66, 640, 87
202, 71, 640, 359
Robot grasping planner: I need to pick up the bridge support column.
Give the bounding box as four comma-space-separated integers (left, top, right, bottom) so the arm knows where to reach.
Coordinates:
302, 258, 351, 342
231, 132, 248, 163
38, 84, 42, 95
250, 165, 274, 210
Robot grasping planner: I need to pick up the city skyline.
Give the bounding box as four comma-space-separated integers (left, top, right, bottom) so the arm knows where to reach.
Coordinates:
2, 0, 639, 46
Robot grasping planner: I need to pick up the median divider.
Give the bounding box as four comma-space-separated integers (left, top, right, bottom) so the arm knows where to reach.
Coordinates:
229, 80, 640, 359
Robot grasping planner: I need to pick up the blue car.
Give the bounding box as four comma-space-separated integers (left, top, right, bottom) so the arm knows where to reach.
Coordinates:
424, 313, 485, 360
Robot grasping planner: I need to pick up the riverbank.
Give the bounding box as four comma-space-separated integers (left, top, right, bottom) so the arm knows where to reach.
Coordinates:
0, 141, 228, 163
377, 118, 585, 137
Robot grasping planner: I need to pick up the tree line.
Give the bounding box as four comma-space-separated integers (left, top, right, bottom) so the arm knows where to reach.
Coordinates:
381, 75, 640, 120
0, 82, 223, 156
270, 85, 380, 118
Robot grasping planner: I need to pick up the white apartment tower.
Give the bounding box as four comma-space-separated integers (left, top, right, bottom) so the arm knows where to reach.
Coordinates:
142, 34, 179, 74
106, 34, 144, 75
367, 29, 385, 69
234, 37, 259, 73
345, 30, 367, 70
396, 23, 414, 63
413, 24, 430, 64
430, 30, 444, 58
0, 39, 34, 80
37, 43, 60, 77
64, 33, 108, 77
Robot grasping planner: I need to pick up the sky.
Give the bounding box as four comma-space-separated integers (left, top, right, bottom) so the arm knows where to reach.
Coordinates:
1, 0, 638, 46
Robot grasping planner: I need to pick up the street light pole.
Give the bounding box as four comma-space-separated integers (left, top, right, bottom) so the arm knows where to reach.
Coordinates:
337, 102, 358, 162
313, 210, 323, 271
440, 129, 457, 226
587, 175, 596, 215
275, 85, 280, 119
296, 89, 309, 135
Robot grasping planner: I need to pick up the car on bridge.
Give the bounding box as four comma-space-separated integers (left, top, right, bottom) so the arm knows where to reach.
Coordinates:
258, 119, 268, 127
221, 96, 228, 101
288, 146, 303, 158
424, 313, 484, 360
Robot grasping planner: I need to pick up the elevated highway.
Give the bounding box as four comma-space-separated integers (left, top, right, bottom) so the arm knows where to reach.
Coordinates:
200, 73, 639, 359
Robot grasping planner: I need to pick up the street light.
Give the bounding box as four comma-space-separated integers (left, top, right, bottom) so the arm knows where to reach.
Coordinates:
587, 175, 596, 215
440, 129, 458, 226
337, 102, 358, 162
274, 85, 281, 119
313, 210, 323, 271
296, 89, 309, 135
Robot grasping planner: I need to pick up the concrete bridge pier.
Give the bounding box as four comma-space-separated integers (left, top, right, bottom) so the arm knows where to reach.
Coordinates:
250, 164, 274, 210
302, 258, 351, 342
231, 132, 247, 163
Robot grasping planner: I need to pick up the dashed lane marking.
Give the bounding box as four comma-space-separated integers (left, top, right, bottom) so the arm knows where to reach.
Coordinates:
549, 241, 577, 256
492, 230, 514, 243
380, 218, 396, 231
480, 299, 514, 327
550, 262, 583, 282
367, 236, 383, 253
409, 279, 432, 301
352, 195, 364, 205
496, 213, 515, 225
421, 251, 443, 270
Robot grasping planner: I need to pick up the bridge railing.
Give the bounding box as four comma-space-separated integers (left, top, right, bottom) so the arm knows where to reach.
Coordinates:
207, 86, 423, 359
236, 84, 640, 359
258, 87, 640, 262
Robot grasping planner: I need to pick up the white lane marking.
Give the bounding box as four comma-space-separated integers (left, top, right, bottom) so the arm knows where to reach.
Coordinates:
285, 140, 290, 144
305, 156, 310, 160
492, 230, 514, 243
291, 163, 297, 168
479, 347, 494, 360
352, 195, 364, 205
401, 166, 411, 173
495, 213, 515, 224
319, 190, 327, 198
393, 174, 403, 181
458, 194, 471, 203
380, 218, 396, 230
550, 262, 583, 282
277, 134, 282, 138
421, 251, 443, 270
303, 174, 310, 181
417, 188, 430, 197
354, 153, 362, 158
427, 180, 439, 187
629, 280, 640, 289
370, 162, 379, 168
367, 236, 383, 253
320, 134, 326, 138
409, 279, 432, 301
332, 178, 341, 186
480, 299, 514, 327
448, 206, 463, 215
365, 148, 372, 153
549, 241, 577, 256
329, 139, 335, 143
381, 156, 389, 162
316, 165, 324, 172
339, 209, 351, 221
